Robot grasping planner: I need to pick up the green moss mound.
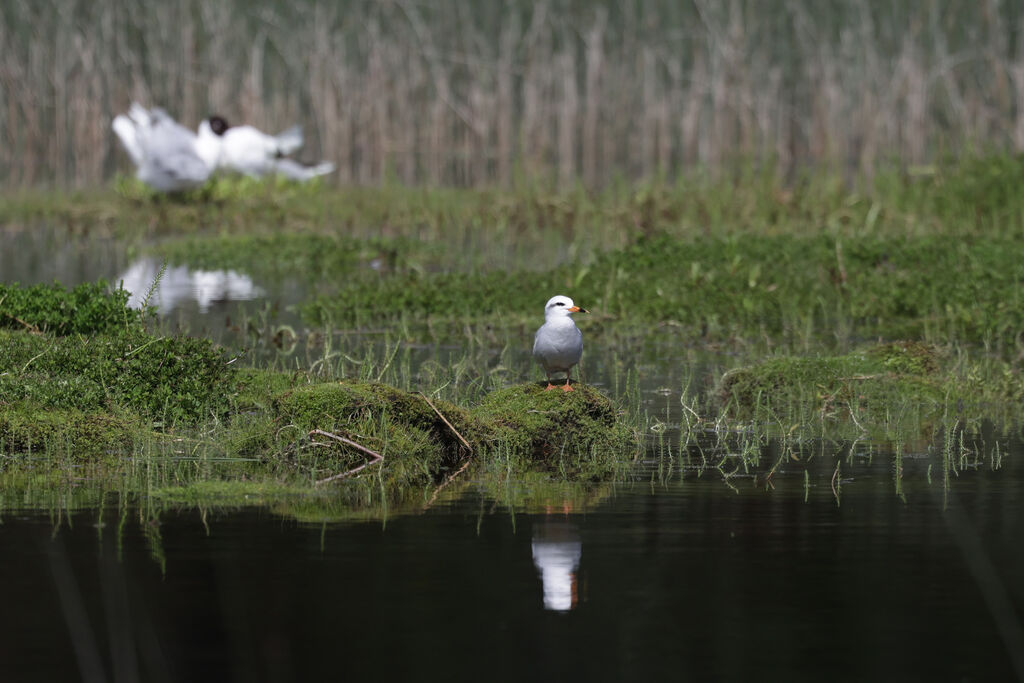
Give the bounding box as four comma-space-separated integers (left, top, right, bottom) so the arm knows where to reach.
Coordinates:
471, 382, 638, 480
268, 379, 637, 489
273, 380, 478, 490
719, 342, 948, 418
0, 405, 141, 457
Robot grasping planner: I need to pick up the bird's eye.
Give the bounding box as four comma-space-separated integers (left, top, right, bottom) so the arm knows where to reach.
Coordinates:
555, 302, 564, 306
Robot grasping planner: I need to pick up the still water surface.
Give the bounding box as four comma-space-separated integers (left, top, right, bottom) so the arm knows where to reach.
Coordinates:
2, 463, 1023, 681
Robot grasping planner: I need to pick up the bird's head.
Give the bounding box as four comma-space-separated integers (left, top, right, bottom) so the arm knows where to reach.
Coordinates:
544, 295, 588, 320
207, 115, 230, 136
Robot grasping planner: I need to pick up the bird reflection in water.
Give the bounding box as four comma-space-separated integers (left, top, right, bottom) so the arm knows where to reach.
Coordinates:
531, 504, 582, 611
117, 257, 263, 313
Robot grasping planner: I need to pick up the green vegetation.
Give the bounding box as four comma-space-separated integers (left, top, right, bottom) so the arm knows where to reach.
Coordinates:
4, 156, 1024, 515
0, 282, 639, 510
0, 280, 145, 335
719, 342, 950, 426
297, 231, 1024, 352
0, 328, 236, 424
472, 383, 637, 480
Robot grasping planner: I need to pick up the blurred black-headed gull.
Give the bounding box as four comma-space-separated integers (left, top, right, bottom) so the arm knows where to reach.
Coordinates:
533, 295, 588, 392
112, 103, 213, 192
196, 115, 335, 181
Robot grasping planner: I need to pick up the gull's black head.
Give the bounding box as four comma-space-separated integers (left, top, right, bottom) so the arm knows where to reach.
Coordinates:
208, 115, 230, 136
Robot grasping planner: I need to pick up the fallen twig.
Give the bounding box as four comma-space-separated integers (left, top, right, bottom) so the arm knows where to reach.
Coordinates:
416, 392, 473, 453
3, 312, 42, 334
310, 429, 384, 485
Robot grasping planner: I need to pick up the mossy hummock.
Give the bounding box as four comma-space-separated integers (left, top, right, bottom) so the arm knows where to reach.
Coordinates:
268, 379, 637, 487
718, 342, 950, 421
471, 382, 638, 480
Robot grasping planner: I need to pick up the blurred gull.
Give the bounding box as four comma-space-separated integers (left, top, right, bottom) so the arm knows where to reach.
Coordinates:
532, 295, 588, 392
196, 115, 335, 181
112, 103, 213, 192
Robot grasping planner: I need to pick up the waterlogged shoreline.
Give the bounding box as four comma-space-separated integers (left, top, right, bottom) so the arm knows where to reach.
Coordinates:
2, 164, 1023, 513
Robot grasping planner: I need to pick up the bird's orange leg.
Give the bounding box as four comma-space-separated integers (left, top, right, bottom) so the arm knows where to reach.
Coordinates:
561, 376, 574, 392
545, 375, 557, 390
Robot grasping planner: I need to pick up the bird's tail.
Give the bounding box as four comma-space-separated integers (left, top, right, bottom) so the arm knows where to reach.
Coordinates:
274, 125, 304, 155
272, 159, 335, 181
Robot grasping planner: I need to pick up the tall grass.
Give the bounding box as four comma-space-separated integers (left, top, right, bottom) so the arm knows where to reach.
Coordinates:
3, 0, 1024, 188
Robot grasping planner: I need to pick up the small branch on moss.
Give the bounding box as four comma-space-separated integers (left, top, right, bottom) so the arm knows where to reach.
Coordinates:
416, 392, 473, 454
310, 429, 384, 485
423, 457, 474, 510
3, 311, 42, 334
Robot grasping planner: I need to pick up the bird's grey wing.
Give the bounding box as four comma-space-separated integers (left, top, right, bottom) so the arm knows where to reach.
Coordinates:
152, 150, 210, 184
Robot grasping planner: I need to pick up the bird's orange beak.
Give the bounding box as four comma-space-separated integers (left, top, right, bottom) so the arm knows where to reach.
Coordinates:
568, 306, 588, 313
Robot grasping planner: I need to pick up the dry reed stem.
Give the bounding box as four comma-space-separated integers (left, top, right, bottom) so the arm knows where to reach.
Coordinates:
1, 1, 1022, 187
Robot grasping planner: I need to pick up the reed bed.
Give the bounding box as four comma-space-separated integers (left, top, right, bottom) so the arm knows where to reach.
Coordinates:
2, 0, 1024, 188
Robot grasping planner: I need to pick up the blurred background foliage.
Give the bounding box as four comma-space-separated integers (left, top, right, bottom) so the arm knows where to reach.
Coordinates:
2, 0, 1024, 188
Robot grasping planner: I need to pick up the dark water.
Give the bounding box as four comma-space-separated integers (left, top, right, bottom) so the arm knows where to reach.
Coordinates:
2, 456, 1023, 682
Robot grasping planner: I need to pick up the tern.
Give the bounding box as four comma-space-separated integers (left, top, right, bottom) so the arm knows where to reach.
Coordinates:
533, 295, 588, 392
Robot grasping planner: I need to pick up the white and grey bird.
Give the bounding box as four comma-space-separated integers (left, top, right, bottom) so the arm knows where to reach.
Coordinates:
112, 103, 214, 192
195, 115, 335, 181
532, 295, 588, 392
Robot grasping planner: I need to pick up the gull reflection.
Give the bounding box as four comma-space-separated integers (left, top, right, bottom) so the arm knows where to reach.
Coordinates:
531, 510, 582, 612
117, 257, 263, 313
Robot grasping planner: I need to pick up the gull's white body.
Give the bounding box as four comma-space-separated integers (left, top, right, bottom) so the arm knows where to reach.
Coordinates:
112, 103, 213, 192
196, 118, 335, 180
533, 295, 585, 388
